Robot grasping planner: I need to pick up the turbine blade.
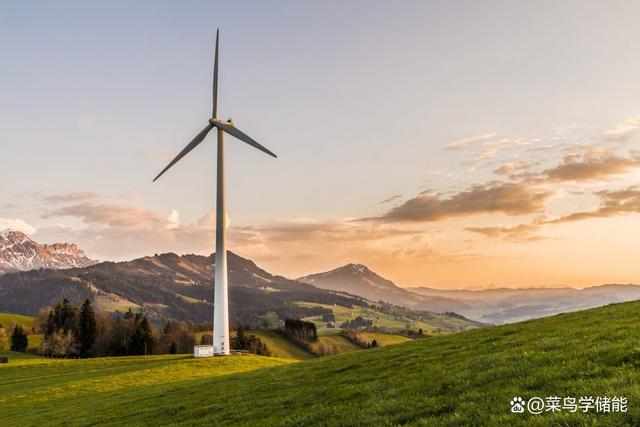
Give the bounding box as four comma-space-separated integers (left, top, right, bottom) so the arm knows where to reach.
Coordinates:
214, 121, 277, 158
153, 124, 214, 182
212, 29, 219, 119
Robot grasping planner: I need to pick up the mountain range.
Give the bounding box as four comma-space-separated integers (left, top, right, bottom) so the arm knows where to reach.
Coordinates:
3, 229, 638, 326
406, 284, 640, 324
0, 231, 480, 332
299, 262, 640, 324
0, 230, 96, 274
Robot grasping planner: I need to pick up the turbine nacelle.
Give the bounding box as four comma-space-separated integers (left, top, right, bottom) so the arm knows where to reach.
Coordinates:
209, 118, 234, 126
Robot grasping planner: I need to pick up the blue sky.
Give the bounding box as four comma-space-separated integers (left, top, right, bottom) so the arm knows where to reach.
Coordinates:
3, 1, 640, 286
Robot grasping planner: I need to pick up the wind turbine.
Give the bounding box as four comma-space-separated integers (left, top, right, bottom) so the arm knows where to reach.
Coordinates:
153, 29, 277, 356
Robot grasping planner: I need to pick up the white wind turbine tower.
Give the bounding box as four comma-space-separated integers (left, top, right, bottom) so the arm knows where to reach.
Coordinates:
153, 29, 277, 355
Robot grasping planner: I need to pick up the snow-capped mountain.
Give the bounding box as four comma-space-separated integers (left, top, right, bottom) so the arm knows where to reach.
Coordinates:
0, 230, 96, 274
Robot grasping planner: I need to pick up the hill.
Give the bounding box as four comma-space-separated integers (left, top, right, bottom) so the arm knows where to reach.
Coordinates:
0, 251, 371, 325
299, 263, 471, 313
0, 252, 480, 333
247, 330, 315, 360
0, 312, 35, 330
2, 300, 640, 425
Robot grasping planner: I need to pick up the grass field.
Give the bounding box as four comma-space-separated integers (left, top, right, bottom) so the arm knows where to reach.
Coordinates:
360, 331, 412, 347
0, 312, 35, 330
0, 312, 41, 352
249, 330, 315, 360
308, 334, 362, 356
3, 300, 640, 425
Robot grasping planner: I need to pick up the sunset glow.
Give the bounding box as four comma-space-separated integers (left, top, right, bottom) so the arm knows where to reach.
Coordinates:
3, 1, 640, 287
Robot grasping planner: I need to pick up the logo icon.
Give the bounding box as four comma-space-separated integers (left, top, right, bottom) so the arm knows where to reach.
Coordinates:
527, 397, 545, 415
510, 397, 525, 413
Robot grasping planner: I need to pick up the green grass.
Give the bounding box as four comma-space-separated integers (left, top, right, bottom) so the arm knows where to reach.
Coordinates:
0, 313, 40, 352
309, 334, 362, 356
360, 331, 412, 347
3, 301, 640, 425
28, 334, 43, 350
249, 330, 315, 360
0, 312, 35, 330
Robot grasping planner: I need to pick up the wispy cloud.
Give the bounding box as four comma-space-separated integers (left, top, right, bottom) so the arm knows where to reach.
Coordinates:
43, 192, 105, 205
548, 186, 640, 224
378, 194, 403, 205
493, 161, 534, 176
602, 117, 640, 144
543, 152, 640, 182
445, 133, 497, 151
380, 182, 551, 222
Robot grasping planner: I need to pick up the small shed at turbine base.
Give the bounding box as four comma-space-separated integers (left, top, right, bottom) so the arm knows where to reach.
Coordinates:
194, 345, 214, 358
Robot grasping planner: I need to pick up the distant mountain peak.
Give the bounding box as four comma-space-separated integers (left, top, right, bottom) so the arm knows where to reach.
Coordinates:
299, 262, 401, 297
342, 263, 370, 273
299, 263, 474, 314
0, 229, 32, 242
0, 229, 96, 274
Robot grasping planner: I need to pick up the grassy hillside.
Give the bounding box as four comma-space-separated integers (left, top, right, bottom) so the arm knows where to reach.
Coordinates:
249, 330, 315, 360
0, 312, 41, 351
0, 312, 35, 329
3, 301, 640, 425
308, 334, 362, 356
360, 331, 412, 347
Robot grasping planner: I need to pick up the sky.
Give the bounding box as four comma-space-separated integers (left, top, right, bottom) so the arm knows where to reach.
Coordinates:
2, 0, 640, 288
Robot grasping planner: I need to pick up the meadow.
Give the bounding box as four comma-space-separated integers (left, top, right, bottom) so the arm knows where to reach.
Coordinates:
2, 300, 640, 425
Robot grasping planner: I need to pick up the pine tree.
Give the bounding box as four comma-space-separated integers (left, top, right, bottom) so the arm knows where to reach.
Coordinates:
79, 299, 97, 358
45, 310, 55, 337
130, 316, 154, 355
10, 325, 28, 352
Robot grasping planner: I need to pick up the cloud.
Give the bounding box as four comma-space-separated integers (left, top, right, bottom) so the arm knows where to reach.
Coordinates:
0, 217, 37, 235
43, 192, 105, 205
494, 161, 534, 176
466, 186, 640, 241
445, 133, 497, 151
235, 220, 424, 243
380, 182, 551, 222
473, 137, 537, 161
43, 202, 170, 229
548, 187, 640, 224
167, 209, 181, 229
378, 194, 403, 205
36, 192, 482, 276
602, 117, 640, 144
465, 221, 546, 242
543, 152, 640, 182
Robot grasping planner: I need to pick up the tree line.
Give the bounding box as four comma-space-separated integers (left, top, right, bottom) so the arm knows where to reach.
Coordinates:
37, 299, 197, 358
340, 329, 378, 349
283, 318, 318, 342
